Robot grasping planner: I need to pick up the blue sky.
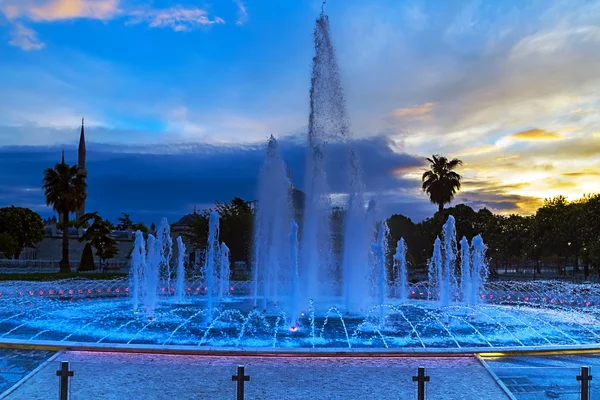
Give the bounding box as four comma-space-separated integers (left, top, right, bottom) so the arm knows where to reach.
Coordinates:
1, 0, 599, 225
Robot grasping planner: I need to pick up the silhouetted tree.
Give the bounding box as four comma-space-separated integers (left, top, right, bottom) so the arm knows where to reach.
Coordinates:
0, 206, 45, 259
42, 161, 87, 272
78, 212, 118, 268
421, 154, 463, 229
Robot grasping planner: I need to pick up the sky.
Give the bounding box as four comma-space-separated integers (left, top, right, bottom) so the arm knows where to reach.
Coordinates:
0, 0, 599, 225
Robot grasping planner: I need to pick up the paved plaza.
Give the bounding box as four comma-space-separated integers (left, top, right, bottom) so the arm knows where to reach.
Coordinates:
3, 351, 509, 399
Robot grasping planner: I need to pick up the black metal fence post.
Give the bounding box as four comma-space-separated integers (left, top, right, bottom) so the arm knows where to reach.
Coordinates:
56, 361, 74, 400
577, 366, 592, 400
412, 366, 430, 400
232, 365, 250, 400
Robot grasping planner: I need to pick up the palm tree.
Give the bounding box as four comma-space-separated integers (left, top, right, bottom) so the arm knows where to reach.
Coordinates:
43, 161, 87, 273
421, 154, 463, 227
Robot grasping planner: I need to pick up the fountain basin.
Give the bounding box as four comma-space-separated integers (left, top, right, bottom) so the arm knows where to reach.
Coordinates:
1, 279, 600, 353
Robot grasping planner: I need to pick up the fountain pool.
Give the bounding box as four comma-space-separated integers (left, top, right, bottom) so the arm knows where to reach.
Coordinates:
0, 279, 599, 352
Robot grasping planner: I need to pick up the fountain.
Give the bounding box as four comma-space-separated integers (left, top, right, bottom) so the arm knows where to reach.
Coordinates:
253, 135, 292, 311
218, 243, 230, 300
393, 238, 408, 302
175, 236, 186, 303
370, 221, 389, 323
460, 236, 471, 303
469, 234, 489, 306
0, 7, 598, 354
289, 219, 301, 327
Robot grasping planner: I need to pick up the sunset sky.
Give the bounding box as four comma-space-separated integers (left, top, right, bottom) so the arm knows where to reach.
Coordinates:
0, 0, 599, 224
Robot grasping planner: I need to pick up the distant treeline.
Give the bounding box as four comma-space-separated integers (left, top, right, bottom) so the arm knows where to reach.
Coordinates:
183, 194, 600, 275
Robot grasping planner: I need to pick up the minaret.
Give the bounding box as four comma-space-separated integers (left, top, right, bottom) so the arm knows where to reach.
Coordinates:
76, 118, 87, 221
58, 149, 66, 226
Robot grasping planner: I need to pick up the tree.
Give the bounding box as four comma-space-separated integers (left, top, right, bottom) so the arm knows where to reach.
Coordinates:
182, 198, 254, 265
42, 161, 87, 273
421, 155, 463, 228
78, 212, 118, 268
215, 197, 254, 265
533, 196, 579, 275
445, 204, 477, 240
116, 213, 133, 231
182, 212, 210, 252
386, 214, 428, 266
0, 206, 45, 259
0, 233, 18, 259
132, 222, 149, 234
78, 242, 95, 271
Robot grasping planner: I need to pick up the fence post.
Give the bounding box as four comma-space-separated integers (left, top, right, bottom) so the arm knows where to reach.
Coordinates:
577, 366, 592, 400
232, 365, 250, 400
56, 361, 74, 400
412, 366, 429, 400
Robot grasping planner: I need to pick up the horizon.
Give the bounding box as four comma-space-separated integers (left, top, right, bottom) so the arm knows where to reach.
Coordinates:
1, 0, 599, 225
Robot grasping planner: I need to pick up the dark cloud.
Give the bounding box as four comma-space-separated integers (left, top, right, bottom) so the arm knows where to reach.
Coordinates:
0, 136, 424, 224
458, 179, 542, 214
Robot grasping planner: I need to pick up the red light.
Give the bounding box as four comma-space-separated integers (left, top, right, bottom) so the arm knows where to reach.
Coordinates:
230, 287, 234, 291
69, 290, 73, 295
115, 288, 120, 293
551, 299, 555, 303
106, 289, 111, 293
161, 288, 165, 292
59, 290, 63, 295
78, 290, 83, 294
187, 288, 192, 291
204, 287, 208, 291
586, 301, 591, 307
29, 291, 33, 296
125, 288, 129, 292
411, 291, 415, 295
289, 326, 298, 332
19, 292, 23, 296
87, 289, 92, 294
49, 290, 54, 295
196, 287, 200, 291
525, 297, 529, 301
39, 291, 44, 295
97, 289, 101, 293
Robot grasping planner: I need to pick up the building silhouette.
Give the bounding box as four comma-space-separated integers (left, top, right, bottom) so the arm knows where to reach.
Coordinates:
58, 118, 87, 226
77, 118, 87, 221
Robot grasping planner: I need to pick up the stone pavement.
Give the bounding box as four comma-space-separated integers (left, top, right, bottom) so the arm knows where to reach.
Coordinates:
6, 351, 509, 399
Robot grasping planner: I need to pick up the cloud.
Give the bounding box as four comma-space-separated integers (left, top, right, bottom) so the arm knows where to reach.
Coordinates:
561, 169, 600, 178
233, 0, 248, 26
459, 179, 543, 214
0, 0, 229, 49
454, 144, 496, 157
510, 26, 600, 59
0, 136, 423, 224
510, 128, 562, 141
7, 22, 45, 50
127, 6, 225, 31
1, 0, 120, 21
388, 102, 435, 121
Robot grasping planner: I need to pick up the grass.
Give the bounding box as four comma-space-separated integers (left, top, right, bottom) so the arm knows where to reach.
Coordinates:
0, 272, 127, 282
